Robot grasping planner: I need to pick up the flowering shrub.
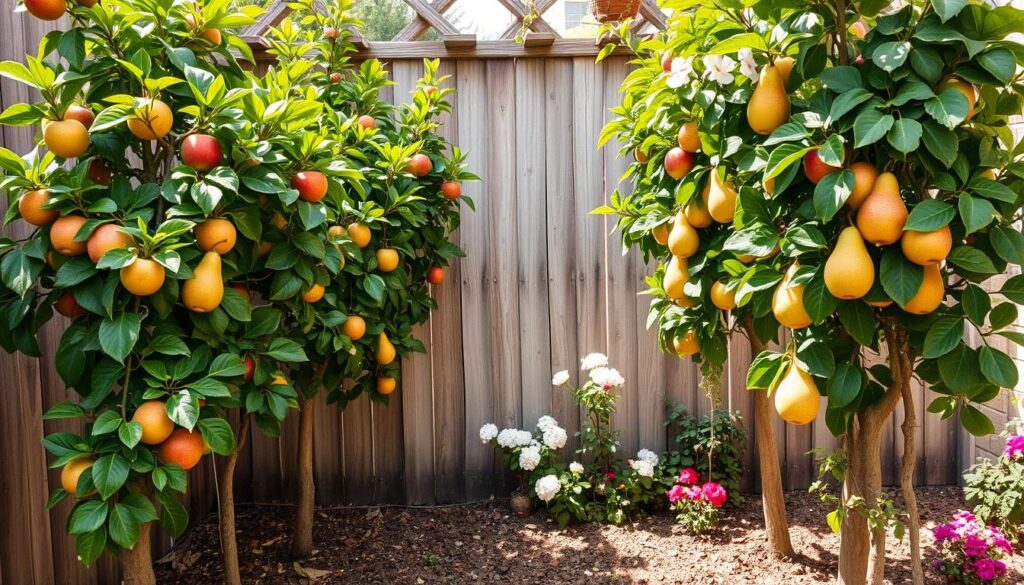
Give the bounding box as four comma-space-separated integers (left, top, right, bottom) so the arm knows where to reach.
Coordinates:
662, 403, 745, 505
931, 511, 1014, 584
964, 431, 1024, 546
480, 415, 569, 494
667, 467, 727, 534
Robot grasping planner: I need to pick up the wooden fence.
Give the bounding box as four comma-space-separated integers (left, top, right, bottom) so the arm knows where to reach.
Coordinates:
1, 14, 1016, 585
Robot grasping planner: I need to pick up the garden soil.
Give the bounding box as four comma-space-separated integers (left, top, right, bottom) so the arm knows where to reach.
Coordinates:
155, 486, 1023, 584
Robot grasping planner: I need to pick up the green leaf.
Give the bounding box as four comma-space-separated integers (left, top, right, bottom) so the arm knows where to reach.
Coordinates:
43, 401, 85, 420
887, 118, 922, 154
92, 410, 122, 435
939, 345, 983, 391
91, 454, 129, 500
827, 363, 863, 408
838, 301, 876, 346
960, 404, 994, 437
746, 351, 786, 390
108, 500, 142, 549
990, 227, 1024, 266
947, 247, 997, 275
978, 346, 1018, 389
803, 272, 839, 324
923, 316, 964, 358
98, 313, 141, 363
119, 421, 142, 449
209, 353, 247, 377
75, 529, 106, 567
957, 194, 995, 235
968, 177, 1017, 203
144, 334, 190, 357
819, 66, 862, 93
872, 41, 912, 72
925, 89, 969, 130
197, 418, 236, 455
814, 169, 854, 222
764, 143, 812, 180
157, 491, 188, 538
221, 287, 252, 322
921, 122, 958, 168
829, 88, 873, 121
905, 200, 955, 231
1, 250, 43, 297
933, 0, 966, 22
961, 284, 990, 325
265, 338, 308, 362
797, 339, 834, 378
54, 256, 98, 287
880, 249, 924, 306
890, 81, 935, 106
990, 303, 1018, 329
362, 273, 387, 304
977, 48, 1016, 83
166, 391, 199, 430
853, 107, 893, 148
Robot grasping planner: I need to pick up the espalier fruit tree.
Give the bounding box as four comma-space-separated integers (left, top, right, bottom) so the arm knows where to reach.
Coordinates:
600, 0, 1024, 582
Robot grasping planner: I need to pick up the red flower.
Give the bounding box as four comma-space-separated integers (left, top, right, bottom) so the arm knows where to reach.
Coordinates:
605, 471, 616, 481
701, 482, 728, 508
677, 467, 699, 485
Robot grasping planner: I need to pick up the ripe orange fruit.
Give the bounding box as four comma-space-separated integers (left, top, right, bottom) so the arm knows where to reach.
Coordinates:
292, 171, 328, 203
407, 153, 433, 177
376, 248, 399, 272
87, 223, 134, 263
426, 266, 445, 284
348, 223, 371, 248
61, 458, 94, 495
673, 331, 700, 357
127, 99, 173, 140
44, 119, 90, 159
302, 284, 325, 303
50, 215, 88, 256
327, 225, 345, 239
257, 241, 274, 256
55, 291, 87, 319
18, 189, 57, 226
358, 115, 376, 130
377, 376, 397, 395
132, 401, 175, 445
120, 257, 166, 296
25, 0, 66, 20
157, 429, 205, 470
342, 315, 366, 340
270, 213, 287, 230
677, 122, 701, 153
441, 182, 462, 200
195, 218, 236, 254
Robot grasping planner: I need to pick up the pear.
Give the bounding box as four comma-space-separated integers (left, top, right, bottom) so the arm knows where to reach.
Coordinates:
774, 361, 821, 425
903, 264, 945, 315
772, 263, 812, 329
684, 184, 713, 228
182, 251, 224, 313
847, 162, 879, 209
825, 227, 875, 300
747, 64, 790, 135
707, 168, 738, 224
376, 332, 397, 365
653, 223, 669, 246
667, 211, 699, 258
901, 226, 952, 266
710, 280, 736, 311
663, 255, 689, 300
856, 172, 907, 246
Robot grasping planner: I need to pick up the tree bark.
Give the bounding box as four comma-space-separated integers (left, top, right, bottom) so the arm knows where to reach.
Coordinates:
896, 338, 923, 585
291, 395, 316, 559
219, 414, 252, 585
743, 317, 795, 557
121, 522, 156, 585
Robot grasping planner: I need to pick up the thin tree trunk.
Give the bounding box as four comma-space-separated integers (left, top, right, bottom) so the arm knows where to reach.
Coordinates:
838, 426, 871, 585
121, 522, 156, 585
291, 395, 316, 559
219, 414, 251, 585
743, 317, 795, 557
898, 367, 924, 585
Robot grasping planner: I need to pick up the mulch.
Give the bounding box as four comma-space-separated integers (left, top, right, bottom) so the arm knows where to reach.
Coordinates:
154, 486, 1024, 584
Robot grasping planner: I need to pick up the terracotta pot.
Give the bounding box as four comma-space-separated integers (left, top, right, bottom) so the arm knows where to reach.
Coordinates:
510, 491, 534, 518
591, 0, 640, 22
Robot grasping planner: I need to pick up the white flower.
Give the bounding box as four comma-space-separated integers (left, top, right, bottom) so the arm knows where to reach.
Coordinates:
543, 425, 568, 450
630, 459, 655, 478
738, 48, 759, 83
770, 25, 786, 45
666, 56, 694, 89
515, 429, 534, 448
703, 54, 736, 86
551, 370, 570, 386
535, 474, 561, 503
537, 415, 559, 432
589, 366, 625, 389
636, 448, 659, 465
479, 423, 498, 443
519, 445, 541, 471
496, 428, 520, 449
569, 461, 584, 474
580, 353, 609, 371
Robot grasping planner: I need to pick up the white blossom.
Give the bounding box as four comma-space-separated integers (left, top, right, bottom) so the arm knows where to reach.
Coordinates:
479, 423, 498, 443
738, 48, 759, 83
537, 415, 559, 432
580, 352, 609, 371
535, 474, 561, 503
543, 425, 568, 450
551, 370, 570, 386
770, 25, 787, 45
589, 366, 625, 389
636, 448, 659, 465
569, 461, 584, 474
514, 429, 534, 448
703, 54, 737, 86
666, 56, 695, 89
496, 428, 520, 449
519, 445, 541, 471
631, 459, 655, 478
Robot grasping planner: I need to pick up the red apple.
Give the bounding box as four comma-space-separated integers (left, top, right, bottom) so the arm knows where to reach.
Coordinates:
64, 105, 94, 128
292, 171, 328, 203
803, 149, 841, 184
664, 147, 695, 181
87, 158, 111, 185
243, 355, 255, 382
324, 26, 338, 39
441, 182, 461, 200
181, 133, 223, 172
426, 266, 445, 285
357, 115, 376, 130
407, 154, 433, 178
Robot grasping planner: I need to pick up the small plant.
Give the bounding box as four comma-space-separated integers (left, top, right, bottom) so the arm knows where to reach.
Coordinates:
662, 403, 745, 504
479, 415, 568, 495
667, 467, 727, 534
931, 511, 1014, 584
964, 430, 1024, 547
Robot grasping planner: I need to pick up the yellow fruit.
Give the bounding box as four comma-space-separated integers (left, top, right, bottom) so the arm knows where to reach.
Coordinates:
663, 255, 689, 300
901, 226, 952, 266
774, 57, 795, 86
377, 376, 397, 395
825, 227, 875, 300
707, 168, 738, 224
847, 162, 879, 210
684, 185, 714, 228
667, 211, 699, 258
653, 223, 669, 245
127, 99, 173, 141
182, 251, 223, 313
856, 172, 907, 246
937, 76, 978, 121
50, 215, 89, 256
710, 280, 736, 311
674, 296, 697, 308
270, 213, 287, 229
903, 264, 945, 315
302, 284, 325, 303
195, 218, 237, 254
772, 263, 812, 329
44, 119, 90, 159
774, 362, 820, 425
673, 331, 699, 357
120, 257, 165, 296
342, 315, 366, 340
87, 223, 134, 264
868, 299, 894, 308
747, 64, 790, 135
348, 223, 371, 248
132, 401, 174, 445
376, 332, 396, 365
677, 122, 701, 153
61, 458, 95, 496
19, 189, 58, 226
376, 248, 400, 272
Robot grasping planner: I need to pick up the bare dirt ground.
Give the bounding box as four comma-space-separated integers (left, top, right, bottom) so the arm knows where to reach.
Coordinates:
155, 486, 1023, 584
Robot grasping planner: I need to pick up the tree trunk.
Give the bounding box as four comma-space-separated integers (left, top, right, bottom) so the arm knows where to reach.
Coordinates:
291, 395, 316, 559
121, 522, 156, 585
838, 426, 871, 585
744, 317, 795, 557
219, 414, 251, 585
896, 338, 923, 585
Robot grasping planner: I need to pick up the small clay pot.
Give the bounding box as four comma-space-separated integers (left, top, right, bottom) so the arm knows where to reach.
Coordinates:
510, 491, 534, 517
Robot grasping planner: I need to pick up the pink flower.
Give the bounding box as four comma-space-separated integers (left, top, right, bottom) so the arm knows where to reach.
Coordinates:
683, 485, 702, 500
932, 523, 957, 543
963, 534, 989, 558
991, 533, 1014, 555
605, 471, 616, 481
677, 467, 699, 485
667, 484, 686, 504
701, 482, 728, 508
972, 558, 1006, 581
1005, 435, 1024, 459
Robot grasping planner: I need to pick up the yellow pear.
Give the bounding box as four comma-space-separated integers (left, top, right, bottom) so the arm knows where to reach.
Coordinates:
747, 64, 790, 135
710, 280, 736, 311
707, 168, 738, 224
182, 251, 224, 313
376, 332, 397, 365
663, 255, 689, 300
684, 184, 713, 228
903, 264, 945, 315
774, 361, 821, 425
856, 172, 907, 246
667, 211, 699, 258
901, 226, 952, 266
772, 263, 812, 329
653, 223, 669, 246
825, 227, 875, 300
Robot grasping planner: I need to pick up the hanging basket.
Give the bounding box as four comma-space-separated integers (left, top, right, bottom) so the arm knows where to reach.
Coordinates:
591, 0, 641, 23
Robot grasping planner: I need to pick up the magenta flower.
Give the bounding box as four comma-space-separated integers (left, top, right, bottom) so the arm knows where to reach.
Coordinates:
677, 467, 699, 485
933, 524, 957, 543
1005, 435, 1024, 459
701, 481, 728, 508
972, 558, 1006, 581
963, 534, 989, 558
667, 484, 686, 504
683, 485, 702, 500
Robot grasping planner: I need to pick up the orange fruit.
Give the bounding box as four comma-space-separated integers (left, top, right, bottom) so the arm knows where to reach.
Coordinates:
270, 213, 287, 230
132, 401, 174, 445
377, 376, 397, 395
157, 429, 205, 470
87, 223, 134, 263
348, 223, 371, 248
677, 122, 701, 153
194, 218, 236, 254
25, 0, 66, 20
50, 215, 88, 256
64, 105, 95, 128
60, 458, 94, 495
342, 315, 366, 341
44, 119, 90, 159
120, 257, 166, 296
127, 99, 173, 140
18, 189, 57, 226
302, 284, 325, 303
673, 331, 699, 356
376, 248, 399, 272
257, 241, 274, 257
55, 291, 88, 319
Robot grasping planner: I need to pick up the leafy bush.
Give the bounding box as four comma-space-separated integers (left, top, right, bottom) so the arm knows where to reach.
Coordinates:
964, 430, 1024, 547
932, 510, 1015, 584
667, 467, 728, 534
662, 403, 745, 504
